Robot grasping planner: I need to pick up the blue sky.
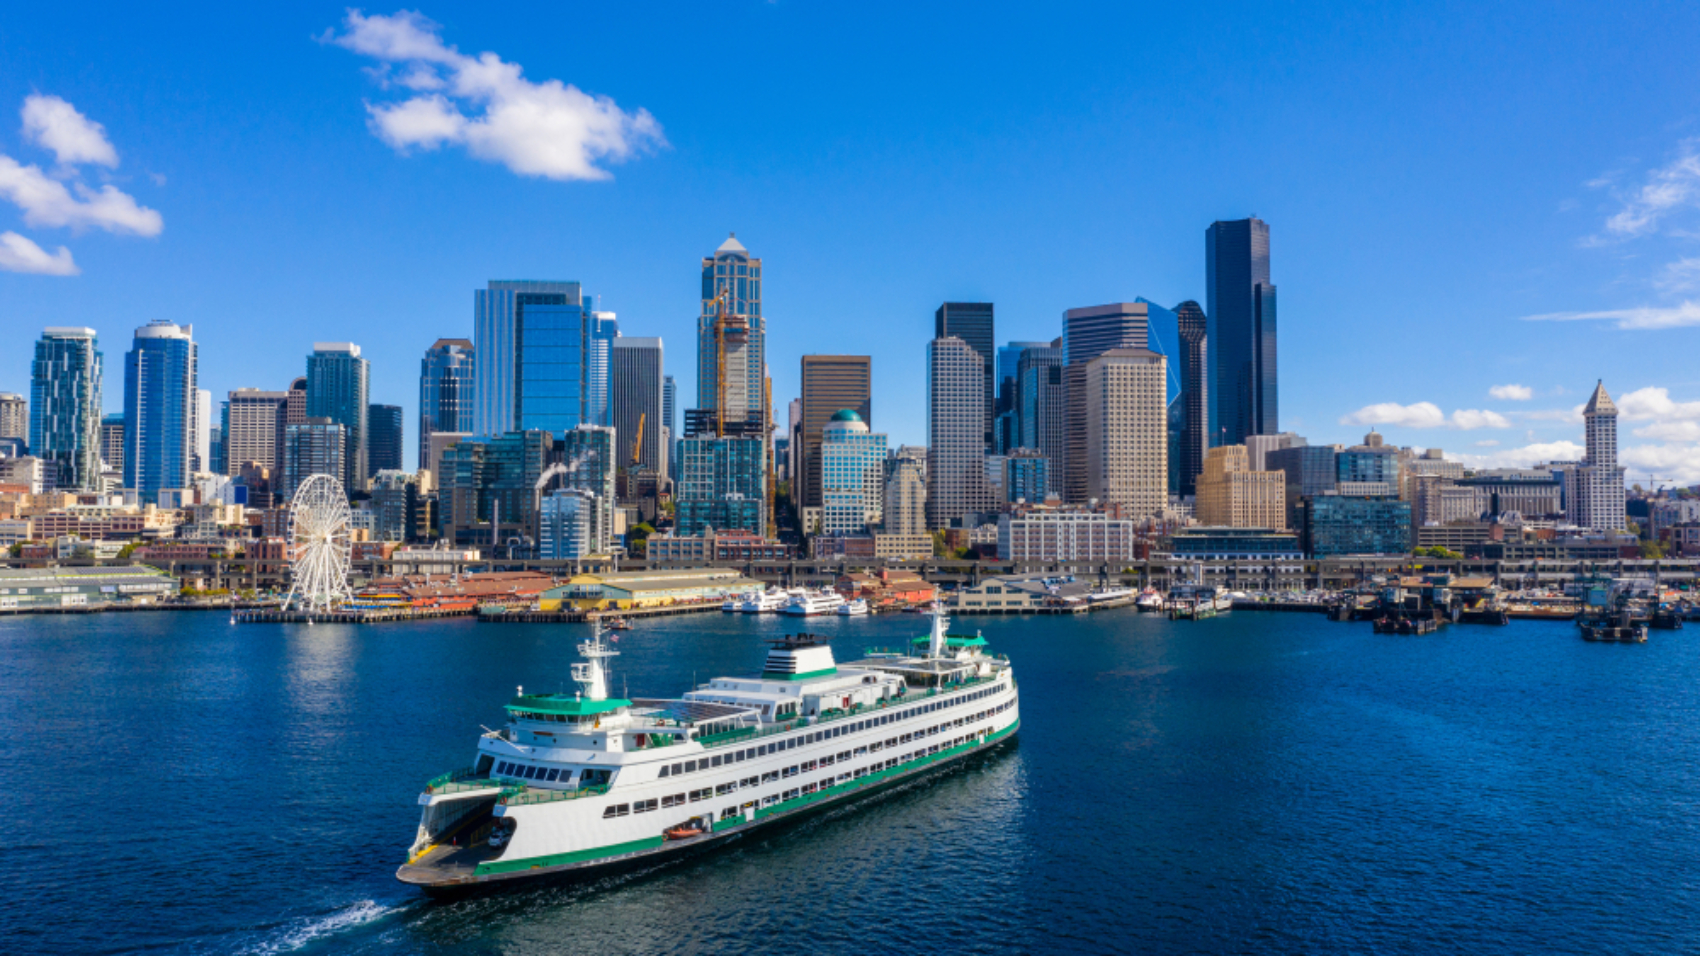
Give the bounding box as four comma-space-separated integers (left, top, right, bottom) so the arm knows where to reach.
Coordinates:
3, 2, 1699, 480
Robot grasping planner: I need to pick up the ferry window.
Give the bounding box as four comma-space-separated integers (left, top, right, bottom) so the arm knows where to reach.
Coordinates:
660, 765, 671, 778
742, 776, 757, 787
722, 808, 739, 820
603, 806, 618, 818
685, 760, 697, 772
802, 759, 816, 771
495, 762, 510, 775
546, 769, 560, 781
803, 782, 817, 794
717, 782, 736, 795
711, 755, 723, 767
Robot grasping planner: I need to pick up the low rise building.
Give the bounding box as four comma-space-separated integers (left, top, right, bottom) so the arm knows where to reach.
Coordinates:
1302, 494, 1413, 557
647, 530, 795, 564
952, 573, 1094, 612
541, 567, 762, 611
0, 565, 177, 610
1167, 527, 1303, 561
997, 509, 1137, 563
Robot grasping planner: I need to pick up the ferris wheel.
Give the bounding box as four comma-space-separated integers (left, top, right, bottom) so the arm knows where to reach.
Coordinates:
284, 473, 352, 612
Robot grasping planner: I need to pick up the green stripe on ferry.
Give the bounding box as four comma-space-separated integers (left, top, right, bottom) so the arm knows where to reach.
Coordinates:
758, 667, 838, 681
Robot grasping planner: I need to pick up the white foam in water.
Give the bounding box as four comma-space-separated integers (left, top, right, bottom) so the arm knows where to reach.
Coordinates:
241, 899, 396, 955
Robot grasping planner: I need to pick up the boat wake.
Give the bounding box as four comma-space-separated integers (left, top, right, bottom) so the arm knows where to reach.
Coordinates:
239, 899, 397, 955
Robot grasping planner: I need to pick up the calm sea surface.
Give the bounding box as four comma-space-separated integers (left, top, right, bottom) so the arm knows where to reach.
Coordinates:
3, 607, 1699, 954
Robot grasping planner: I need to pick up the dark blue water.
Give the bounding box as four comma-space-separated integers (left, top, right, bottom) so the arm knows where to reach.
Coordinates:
3, 608, 1699, 954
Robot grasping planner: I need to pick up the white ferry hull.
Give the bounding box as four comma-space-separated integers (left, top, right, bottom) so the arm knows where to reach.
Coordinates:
398, 717, 1019, 894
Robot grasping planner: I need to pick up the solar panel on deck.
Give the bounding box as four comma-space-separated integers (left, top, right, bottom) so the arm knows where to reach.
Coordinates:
630, 698, 754, 723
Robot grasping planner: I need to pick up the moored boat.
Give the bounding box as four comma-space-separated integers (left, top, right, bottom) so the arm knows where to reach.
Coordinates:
781, 589, 846, 616
837, 598, 870, 616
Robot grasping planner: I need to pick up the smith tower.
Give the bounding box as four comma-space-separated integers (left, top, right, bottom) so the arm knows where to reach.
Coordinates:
1206, 217, 1277, 447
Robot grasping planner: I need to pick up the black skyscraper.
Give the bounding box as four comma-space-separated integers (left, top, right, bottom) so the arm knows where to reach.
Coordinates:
935, 302, 995, 450
1175, 300, 1209, 495
1206, 217, 1277, 447
367, 403, 404, 478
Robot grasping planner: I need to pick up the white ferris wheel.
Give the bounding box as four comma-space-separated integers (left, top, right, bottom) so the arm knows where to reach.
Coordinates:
285, 473, 352, 612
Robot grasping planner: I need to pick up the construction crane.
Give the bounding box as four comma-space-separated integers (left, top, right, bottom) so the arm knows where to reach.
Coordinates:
631, 412, 645, 465
707, 286, 733, 438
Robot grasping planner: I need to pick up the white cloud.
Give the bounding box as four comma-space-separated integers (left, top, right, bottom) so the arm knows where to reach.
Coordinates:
1488, 384, 1532, 401
0, 231, 77, 275
1621, 444, 1700, 485
20, 94, 118, 167
1616, 386, 1700, 421
326, 10, 665, 182
1597, 139, 1700, 239
1474, 439, 1500, 447
1524, 301, 1700, 329
1450, 409, 1513, 430
1522, 405, 1585, 424
1655, 257, 1700, 293
1632, 421, 1700, 441
0, 155, 162, 236
1340, 401, 1510, 430
1455, 440, 1586, 470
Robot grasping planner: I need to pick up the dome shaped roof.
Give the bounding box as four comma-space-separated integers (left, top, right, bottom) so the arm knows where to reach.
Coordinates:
830, 409, 863, 422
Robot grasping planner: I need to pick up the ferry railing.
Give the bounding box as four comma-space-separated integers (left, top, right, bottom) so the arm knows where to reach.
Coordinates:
499, 783, 611, 807
423, 767, 504, 795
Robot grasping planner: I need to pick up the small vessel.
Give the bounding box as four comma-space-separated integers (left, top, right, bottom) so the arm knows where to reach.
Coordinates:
837, 598, 870, 616
781, 589, 847, 616
604, 616, 633, 631
738, 588, 800, 614
396, 613, 1020, 893
722, 592, 756, 613
1135, 589, 1164, 612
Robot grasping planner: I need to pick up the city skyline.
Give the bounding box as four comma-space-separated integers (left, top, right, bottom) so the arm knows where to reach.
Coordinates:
3, 5, 1700, 482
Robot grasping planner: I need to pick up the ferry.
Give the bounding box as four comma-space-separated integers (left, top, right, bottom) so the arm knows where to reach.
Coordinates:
722, 591, 759, 613
837, 598, 870, 616
780, 589, 847, 616
396, 613, 1020, 893
738, 588, 800, 614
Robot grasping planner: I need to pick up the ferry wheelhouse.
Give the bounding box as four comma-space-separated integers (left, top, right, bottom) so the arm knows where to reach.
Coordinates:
397, 612, 1020, 892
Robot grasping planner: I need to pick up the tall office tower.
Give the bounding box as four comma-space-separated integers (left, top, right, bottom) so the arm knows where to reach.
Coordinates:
675, 435, 769, 537
662, 375, 676, 446
1084, 349, 1168, 518
370, 470, 419, 542
995, 341, 1048, 453
1576, 381, 1627, 531
696, 235, 767, 435
209, 424, 226, 475
1195, 445, 1286, 530
123, 321, 198, 505
282, 419, 347, 503
306, 342, 370, 492
194, 388, 212, 473
1267, 443, 1337, 531
926, 336, 994, 529
285, 377, 307, 427
884, 452, 928, 536
0, 392, 26, 442
819, 410, 888, 535
1173, 300, 1209, 494
1061, 303, 1149, 503
1004, 448, 1049, 505
419, 338, 475, 472
586, 310, 619, 427
935, 303, 995, 450
556, 425, 618, 553
797, 355, 872, 513
223, 389, 288, 474
1206, 217, 1278, 447
610, 337, 664, 472
1015, 341, 1065, 494
539, 489, 596, 559
1246, 432, 1304, 472
368, 403, 404, 477
30, 328, 103, 491
100, 413, 125, 473
473, 280, 584, 436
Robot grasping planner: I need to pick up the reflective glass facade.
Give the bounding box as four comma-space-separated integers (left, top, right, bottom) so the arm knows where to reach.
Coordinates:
1206, 217, 1278, 447
697, 237, 765, 429
1303, 495, 1412, 557
30, 328, 102, 491
124, 322, 197, 505
306, 344, 369, 492
676, 435, 767, 537
419, 338, 474, 471
473, 280, 581, 436
516, 299, 588, 432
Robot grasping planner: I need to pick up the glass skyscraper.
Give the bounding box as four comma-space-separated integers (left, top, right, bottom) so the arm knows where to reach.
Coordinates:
587, 310, 619, 427
123, 321, 197, 505
819, 410, 887, 535
610, 337, 665, 474
1174, 301, 1209, 495
474, 280, 582, 437
516, 299, 589, 433
1206, 217, 1278, 447
1061, 302, 1149, 503
30, 327, 103, 491
419, 338, 474, 472
995, 340, 1048, 453
696, 236, 766, 432
367, 403, 404, 477
306, 342, 369, 492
